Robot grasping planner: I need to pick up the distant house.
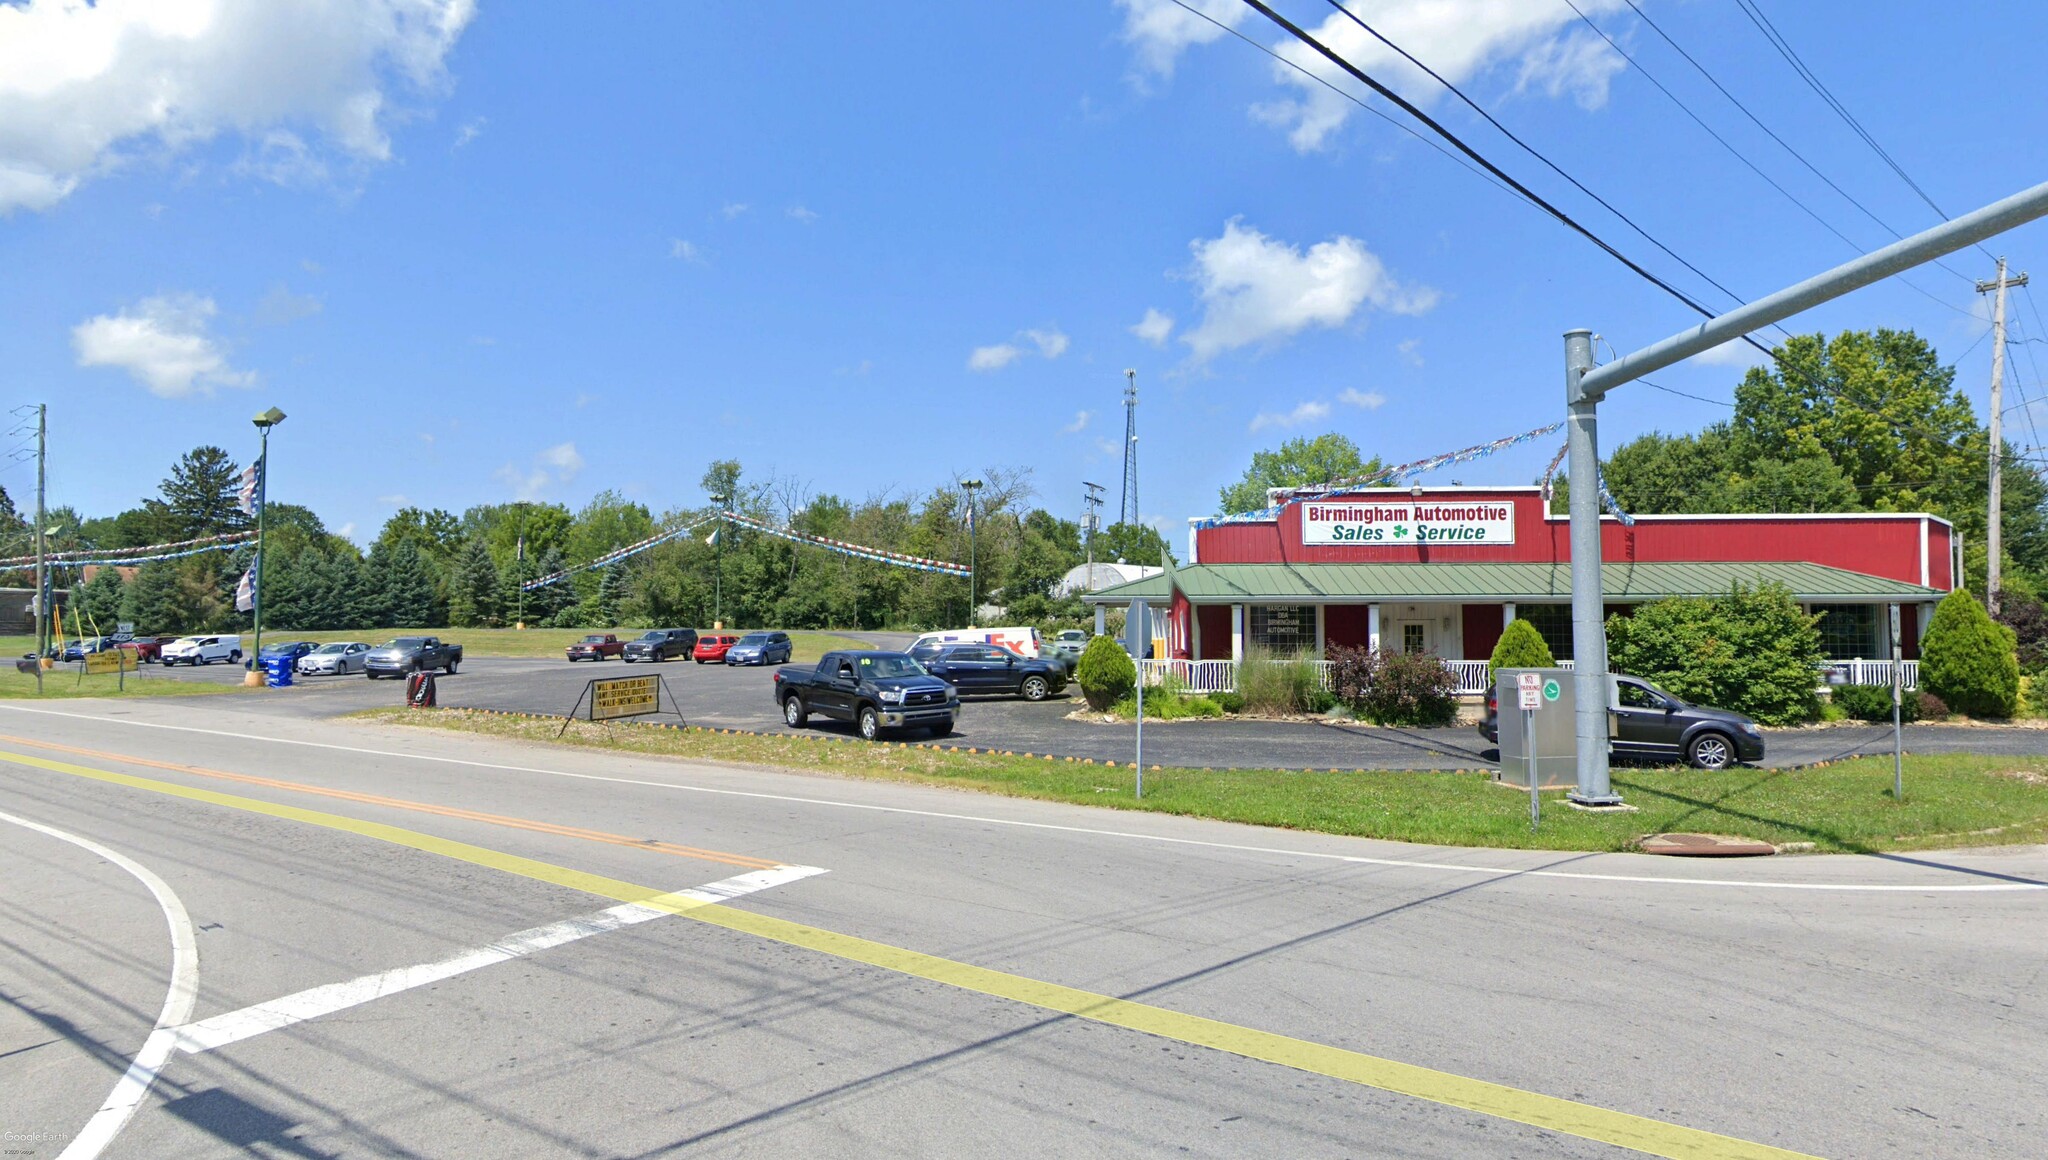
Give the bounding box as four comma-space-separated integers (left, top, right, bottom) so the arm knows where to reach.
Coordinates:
0, 587, 69, 636
1051, 562, 1161, 598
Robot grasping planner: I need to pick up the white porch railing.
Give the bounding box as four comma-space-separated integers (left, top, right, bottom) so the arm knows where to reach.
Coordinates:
1139, 656, 1919, 698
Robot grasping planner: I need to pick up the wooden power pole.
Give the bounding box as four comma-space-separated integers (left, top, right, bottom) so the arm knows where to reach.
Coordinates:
1977, 258, 2028, 613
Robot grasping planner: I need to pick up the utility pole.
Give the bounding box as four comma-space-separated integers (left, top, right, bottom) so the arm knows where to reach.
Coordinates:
962, 478, 983, 626
1119, 370, 1140, 528
1082, 481, 1105, 587
33, 403, 45, 692
1977, 257, 2028, 614
708, 493, 729, 629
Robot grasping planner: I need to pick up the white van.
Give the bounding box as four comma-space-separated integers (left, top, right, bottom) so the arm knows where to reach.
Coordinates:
161, 635, 243, 666
908, 627, 1043, 660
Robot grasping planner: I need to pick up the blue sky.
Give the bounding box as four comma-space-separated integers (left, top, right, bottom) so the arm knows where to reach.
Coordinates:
4, 1, 2046, 548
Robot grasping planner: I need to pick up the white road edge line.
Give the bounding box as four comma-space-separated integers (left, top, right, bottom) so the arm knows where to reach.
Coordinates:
4, 703, 2041, 894
171, 864, 825, 1055
0, 809, 200, 1160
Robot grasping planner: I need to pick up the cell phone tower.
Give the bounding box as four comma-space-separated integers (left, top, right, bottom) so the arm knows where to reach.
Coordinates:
1118, 369, 1139, 528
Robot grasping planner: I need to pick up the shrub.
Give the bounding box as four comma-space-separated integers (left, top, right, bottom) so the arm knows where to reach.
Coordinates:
1305, 686, 1340, 714
1075, 634, 1137, 711
1920, 589, 2020, 718
1344, 648, 1460, 727
1993, 589, 2048, 675
1113, 691, 1225, 720
1237, 645, 1322, 715
1915, 691, 1950, 719
1606, 582, 1824, 725
1488, 618, 1555, 685
1211, 690, 1246, 714
2023, 674, 2047, 718
1832, 683, 1920, 723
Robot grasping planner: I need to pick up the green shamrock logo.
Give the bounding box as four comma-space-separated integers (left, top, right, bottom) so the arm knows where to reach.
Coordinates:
1392, 524, 1410, 538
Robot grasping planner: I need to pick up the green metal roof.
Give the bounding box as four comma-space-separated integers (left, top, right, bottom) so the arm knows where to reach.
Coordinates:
1080, 561, 1943, 604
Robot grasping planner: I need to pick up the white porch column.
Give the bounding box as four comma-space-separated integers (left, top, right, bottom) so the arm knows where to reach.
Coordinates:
1367, 603, 1381, 652
1503, 601, 1516, 627
1314, 605, 1327, 657
1230, 604, 1245, 662
1094, 604, 1105, 636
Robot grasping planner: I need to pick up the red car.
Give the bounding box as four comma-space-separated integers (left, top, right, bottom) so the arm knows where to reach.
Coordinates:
125, 635, 181, 664
692, 634, 739, 664
566, 633, 624, 661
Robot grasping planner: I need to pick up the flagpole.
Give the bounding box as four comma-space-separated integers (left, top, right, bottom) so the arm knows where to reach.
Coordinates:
247, 407, 286, 686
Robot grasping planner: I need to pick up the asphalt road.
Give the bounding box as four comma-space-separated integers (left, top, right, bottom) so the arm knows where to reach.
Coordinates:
121, 652, 2047, 770
1, 697, 2044, 1158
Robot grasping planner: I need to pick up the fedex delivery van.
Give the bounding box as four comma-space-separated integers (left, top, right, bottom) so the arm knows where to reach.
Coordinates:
908, 626, 1043, 660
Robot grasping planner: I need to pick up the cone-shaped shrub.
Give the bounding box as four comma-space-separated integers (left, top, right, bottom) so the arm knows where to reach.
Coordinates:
1488, 618, 1555, 684
1075, 634, 1137, 711
1920, 589, 2019, 718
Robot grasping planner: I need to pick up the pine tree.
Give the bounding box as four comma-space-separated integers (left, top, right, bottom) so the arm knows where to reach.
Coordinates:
596, 564, 628, 628
372, 538, 443, 628
524, 548, 574, 625
121, 561, 189, 635
1921, 589, 2020, 717
160, 446, 249, 538
73, 567, 128, 633
448, 538, 502, 627
1488, 618, 1556, 683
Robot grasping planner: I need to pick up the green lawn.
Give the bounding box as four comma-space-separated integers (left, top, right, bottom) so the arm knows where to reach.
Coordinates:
0, 669, 243, 700
0, 628, 873, 663
373, 708, 2048, 854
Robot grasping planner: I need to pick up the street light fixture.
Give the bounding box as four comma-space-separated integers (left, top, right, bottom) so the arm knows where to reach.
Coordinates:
708, 492, 730, 629
961, 479, 983, 627
246, 407, 286, 687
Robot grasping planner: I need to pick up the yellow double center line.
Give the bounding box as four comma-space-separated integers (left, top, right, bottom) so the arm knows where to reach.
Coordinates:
0, 741, 1815, 1159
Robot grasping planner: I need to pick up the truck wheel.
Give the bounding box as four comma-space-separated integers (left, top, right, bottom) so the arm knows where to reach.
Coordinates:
1687, 732, 1735, 771
783, 695, 808, 728
857, 705, 880, 741
1020, 675, 1050, 702
445, 659, 458, 675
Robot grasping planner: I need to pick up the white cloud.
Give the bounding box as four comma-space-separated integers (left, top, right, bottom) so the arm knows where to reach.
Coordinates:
253, 283, 321, 326
1252, 1, 1629, 152
72, 293, 254, 398
1026, 327, 1070, 359
786, 204, 818, 223
1248, 400, 1332, 433
721, 201, 750, 219
377, 493, 408, 506
0, 0, 478, 213
1116, 0, 1243, 79
670, 238, 705, 263
495, 441, 583, 501
1338, 387, 1385, 409
1181, 218, 1436, 360
1130, 307, 1174, 347
1690, 338, 1770, 368
1093, 436, 1121, 458
1396, 337, 1423, 366
1061, 410, 1093, 435
452, 116, 485, 150
968, 343, 1024, 372
335, 521, 356, 540
418, 432, 434, 445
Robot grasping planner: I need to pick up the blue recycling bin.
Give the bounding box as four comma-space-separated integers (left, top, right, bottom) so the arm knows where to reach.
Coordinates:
264, 655, 294, 688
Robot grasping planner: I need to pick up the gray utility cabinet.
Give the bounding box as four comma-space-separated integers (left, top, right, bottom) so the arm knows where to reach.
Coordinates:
1494, 667, 1577, 789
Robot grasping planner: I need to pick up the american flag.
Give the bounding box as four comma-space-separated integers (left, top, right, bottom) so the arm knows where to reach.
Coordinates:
237, 463, 262, 515
234, 565, 256, 612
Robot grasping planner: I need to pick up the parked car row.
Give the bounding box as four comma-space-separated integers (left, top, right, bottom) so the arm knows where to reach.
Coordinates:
560, 629, 794, 666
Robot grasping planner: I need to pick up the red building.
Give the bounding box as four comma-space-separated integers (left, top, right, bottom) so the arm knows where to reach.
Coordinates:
1084, 486, 1952, 693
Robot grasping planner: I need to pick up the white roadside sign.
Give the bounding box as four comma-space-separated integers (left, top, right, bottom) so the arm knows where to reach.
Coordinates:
1301, 500, 1516, 546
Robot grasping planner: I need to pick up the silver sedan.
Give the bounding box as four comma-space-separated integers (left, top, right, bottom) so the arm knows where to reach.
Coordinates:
297, 641, 373, 676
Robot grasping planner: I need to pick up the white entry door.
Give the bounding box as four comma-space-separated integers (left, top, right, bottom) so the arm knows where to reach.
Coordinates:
1388, 620, 1433, 656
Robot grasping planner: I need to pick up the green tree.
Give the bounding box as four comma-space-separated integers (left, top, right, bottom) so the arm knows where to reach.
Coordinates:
447, 538, 503, 627
1218, 433, 1383, 515
1093, 522, 1173, 567
1606, 583, 1825, 725
1920, 589, 2020, 717
120, 561, 188, 634
159, 446, 249, 538
371, 538, 443, 628
595, 564, 628, 627
1487, 617, 1555, 683
73, 567, 127, 632
374, 508, 464, 575
523, 548, 576, 625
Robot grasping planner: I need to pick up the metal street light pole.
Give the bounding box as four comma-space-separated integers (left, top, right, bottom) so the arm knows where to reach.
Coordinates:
962, 478, 983, 626
248, 407, 286, 687
708, 493, 729, 629
1565, 177, 2048, 806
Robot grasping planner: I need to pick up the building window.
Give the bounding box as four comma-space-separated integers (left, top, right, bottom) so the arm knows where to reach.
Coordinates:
1519, 604, 1574, 661
1402, 623, 1426, 655
1248, 604, 1314, 654
1816, 605, 1879, 660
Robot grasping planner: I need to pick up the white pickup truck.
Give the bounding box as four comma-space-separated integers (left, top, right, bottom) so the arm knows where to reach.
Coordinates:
160, 634, 244, 666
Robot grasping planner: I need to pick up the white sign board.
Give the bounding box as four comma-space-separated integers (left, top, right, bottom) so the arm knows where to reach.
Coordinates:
1518, 688, 1543, 711
1301, 500, 1516, 546
1517, 672, 1542, 692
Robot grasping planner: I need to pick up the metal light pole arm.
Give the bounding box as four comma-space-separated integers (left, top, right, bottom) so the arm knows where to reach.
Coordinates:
1577, 178, 2048, 401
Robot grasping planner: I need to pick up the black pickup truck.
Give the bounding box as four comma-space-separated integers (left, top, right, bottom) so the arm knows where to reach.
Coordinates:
773, 650, 959, 740
364, 636, 464, 679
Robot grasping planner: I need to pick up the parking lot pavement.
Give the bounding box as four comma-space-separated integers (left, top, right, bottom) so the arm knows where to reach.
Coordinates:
117, 654, 2048, 770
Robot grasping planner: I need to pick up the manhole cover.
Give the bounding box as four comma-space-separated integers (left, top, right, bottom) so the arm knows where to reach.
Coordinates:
1640, 833, 1777, 857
